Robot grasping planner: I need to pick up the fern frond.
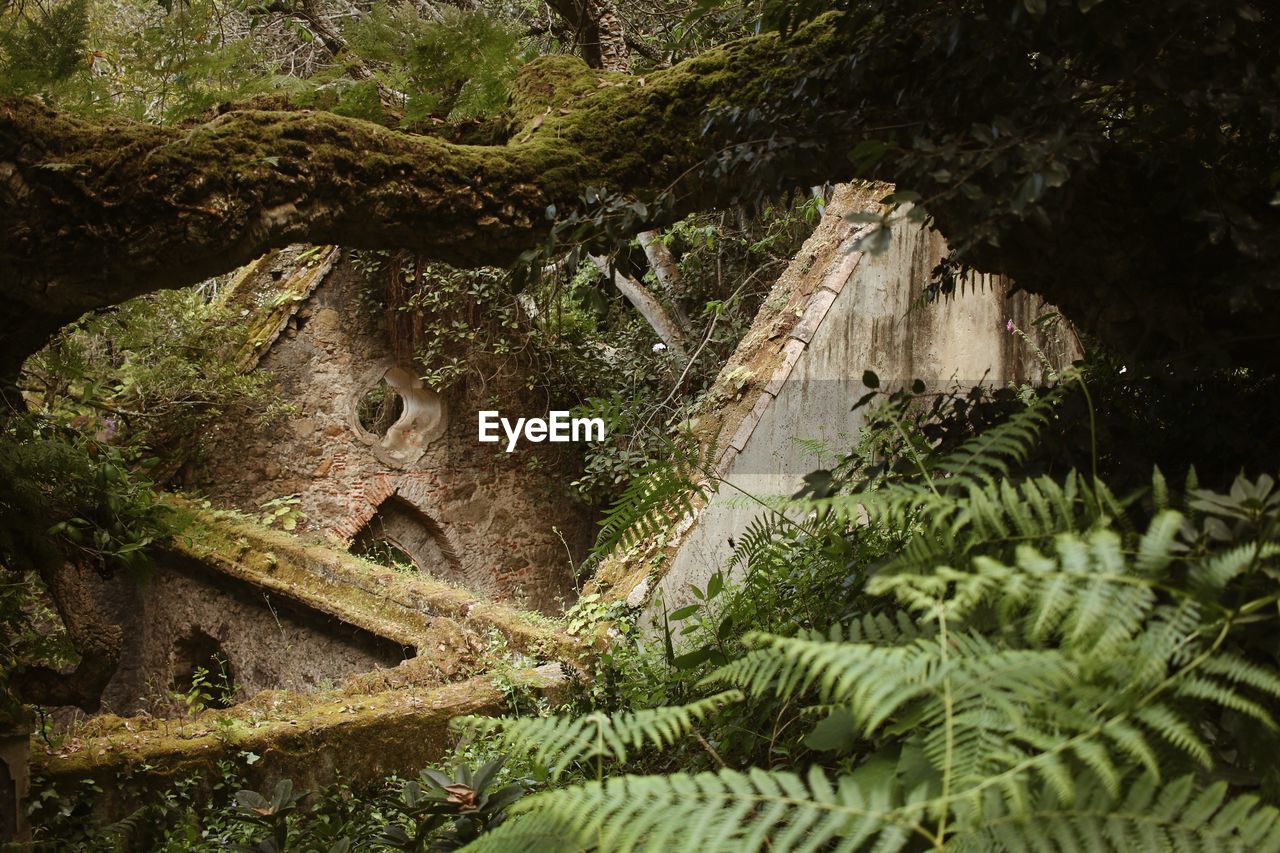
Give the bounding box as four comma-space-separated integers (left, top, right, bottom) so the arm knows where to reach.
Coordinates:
867, 528, 1161, 657
810, 470, 1111, 578
594, 454, 710, 555
950, 773, 1280, 852
1189, 541, 1280, 595
466, 766, 925, 853
732, 510, 808, 571
705, 630, 1079, 738
455, 691, 743, 778
101, 803, 166, 846
702, 634, 929, 732
806, 611, 931, 645
930, 383, 1065, 487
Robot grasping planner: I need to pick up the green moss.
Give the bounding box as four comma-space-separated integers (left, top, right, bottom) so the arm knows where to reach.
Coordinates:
163, 496, 584, 664
32, 674, 516, 821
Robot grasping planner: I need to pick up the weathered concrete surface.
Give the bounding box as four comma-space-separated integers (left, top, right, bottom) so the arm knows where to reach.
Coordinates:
184, 246, 593, 613
589, 183, 1080, 622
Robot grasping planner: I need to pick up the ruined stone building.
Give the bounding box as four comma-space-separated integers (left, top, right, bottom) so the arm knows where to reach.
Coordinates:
183, 246, 594, 616
76, 246, 595, 722
18, 247, 599, 827
22, 186, 1081, 829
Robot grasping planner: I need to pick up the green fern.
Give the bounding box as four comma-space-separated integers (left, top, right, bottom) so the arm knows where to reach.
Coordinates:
466, 432, 1280, 851
950, 773, 1280, 852
468, 766, 928, 853
593, 440, 716, 556
456, 691, 743, 778
928, 380, 1065, 487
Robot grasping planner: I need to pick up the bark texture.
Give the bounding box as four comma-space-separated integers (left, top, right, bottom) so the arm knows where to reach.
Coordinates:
10, 561, 121, 711
2, 11, 1278, 374
589, 254, 687, 357
0, 17, 852, 373
544, 0, 631, 73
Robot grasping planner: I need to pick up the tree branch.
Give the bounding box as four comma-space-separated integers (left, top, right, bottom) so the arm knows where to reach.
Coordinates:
637, 230, 688, 328
11, 560, 121, 711
0, 15, 853, 369
3, 8, 1277, 374
589, 254, 687, 357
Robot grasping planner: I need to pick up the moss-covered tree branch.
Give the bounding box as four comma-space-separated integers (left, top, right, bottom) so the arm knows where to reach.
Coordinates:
0, 16, 852, 373
2, 3, 1279, 381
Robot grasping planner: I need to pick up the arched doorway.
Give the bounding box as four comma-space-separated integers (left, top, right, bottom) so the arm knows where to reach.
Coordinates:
350, 496, 463, 584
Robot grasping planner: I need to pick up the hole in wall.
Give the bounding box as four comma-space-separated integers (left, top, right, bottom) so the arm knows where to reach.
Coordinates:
356, 378, 405, 438
170, 628, 236, 709
349, 365, 447, 466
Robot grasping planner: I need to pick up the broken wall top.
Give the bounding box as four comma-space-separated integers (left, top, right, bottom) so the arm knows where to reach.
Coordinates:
588, 182, 1082, 615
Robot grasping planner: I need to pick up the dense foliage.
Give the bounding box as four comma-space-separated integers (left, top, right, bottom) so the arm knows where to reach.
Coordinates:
464, 377, 1280, 850
5, 0, 1280, 849
689, 0, 1280, 369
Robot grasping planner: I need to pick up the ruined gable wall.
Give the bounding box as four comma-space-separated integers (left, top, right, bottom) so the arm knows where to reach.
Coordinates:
183, 253, 592, 614
91, 562, 406, 716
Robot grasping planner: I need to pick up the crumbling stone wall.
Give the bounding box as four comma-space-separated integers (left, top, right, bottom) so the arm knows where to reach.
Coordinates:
183, 249, 593, 613
91, 559, 407, 716
589, 185, 1082, 621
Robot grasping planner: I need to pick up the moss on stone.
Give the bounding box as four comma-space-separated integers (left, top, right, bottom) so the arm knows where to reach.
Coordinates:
32, 672, 530, 821
162, 496, 582, 663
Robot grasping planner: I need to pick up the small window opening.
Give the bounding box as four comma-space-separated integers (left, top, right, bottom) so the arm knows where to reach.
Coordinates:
352, 521, 419, 574
171, 628, 235, 709
350, 497, 460, 580
357, 378, 405, 438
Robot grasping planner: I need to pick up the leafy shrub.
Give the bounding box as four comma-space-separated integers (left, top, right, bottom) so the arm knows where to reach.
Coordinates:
462, 384, 1280, 850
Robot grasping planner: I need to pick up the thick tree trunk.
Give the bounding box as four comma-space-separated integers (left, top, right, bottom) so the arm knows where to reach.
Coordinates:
544, 0, 631, 73
10, 561, 121, 712
549, 0, 692, 341
0, 16, 853, 375
1, 12, 1278, 373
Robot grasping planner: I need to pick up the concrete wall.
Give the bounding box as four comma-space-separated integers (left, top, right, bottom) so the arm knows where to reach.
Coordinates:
184, 249, 593, 614
640, 196, 1080, 625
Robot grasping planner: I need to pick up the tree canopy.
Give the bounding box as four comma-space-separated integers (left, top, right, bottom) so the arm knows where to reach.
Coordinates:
1, 0, 1277, 384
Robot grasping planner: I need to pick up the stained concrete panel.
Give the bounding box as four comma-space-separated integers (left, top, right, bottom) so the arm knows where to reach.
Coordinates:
644, 215, 1080, 626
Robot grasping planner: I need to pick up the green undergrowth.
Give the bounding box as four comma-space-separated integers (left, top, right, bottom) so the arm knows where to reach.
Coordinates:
24, 358, 1280, 850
